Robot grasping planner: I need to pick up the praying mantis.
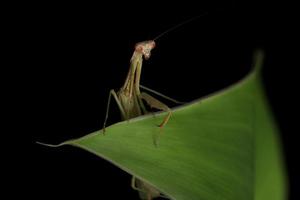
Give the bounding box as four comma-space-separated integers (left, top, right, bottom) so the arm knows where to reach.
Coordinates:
103, 40, 176, 200
102, 15, 207, 200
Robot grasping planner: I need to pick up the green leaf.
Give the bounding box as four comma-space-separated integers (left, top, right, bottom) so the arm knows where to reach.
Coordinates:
50, 50, 287, 200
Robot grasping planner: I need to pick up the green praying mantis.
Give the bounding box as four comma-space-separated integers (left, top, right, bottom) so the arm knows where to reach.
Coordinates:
102, 37, 177, 200
102, 38, 182, 200
102, 15, 207, 200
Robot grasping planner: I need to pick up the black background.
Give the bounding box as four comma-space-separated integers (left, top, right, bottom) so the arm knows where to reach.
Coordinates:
7, 1, 298, 199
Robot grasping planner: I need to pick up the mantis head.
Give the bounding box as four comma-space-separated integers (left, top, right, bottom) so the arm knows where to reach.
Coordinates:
135, 40, 156, 60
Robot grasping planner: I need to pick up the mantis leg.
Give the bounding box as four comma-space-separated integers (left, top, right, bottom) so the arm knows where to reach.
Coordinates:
131, 176, 153, 200
140, 92, 172, 128
131, 176, 168, 199
137, 94, 148, 115
140, 85, 185, 104
131, 176, 144, 192
102, 89, 126, 133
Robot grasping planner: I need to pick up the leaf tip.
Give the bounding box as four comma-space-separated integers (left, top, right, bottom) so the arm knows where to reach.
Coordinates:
36, 141, 66, 147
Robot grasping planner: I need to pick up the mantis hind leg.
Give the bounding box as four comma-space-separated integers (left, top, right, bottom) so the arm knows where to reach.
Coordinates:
131, 177, 151, 200
131, 176, 168, 200
140, 92, 172, 128
158, 110, 171, 128
102, 89, 126, 133
131, 176, 144, 192
140, 85, 185, 104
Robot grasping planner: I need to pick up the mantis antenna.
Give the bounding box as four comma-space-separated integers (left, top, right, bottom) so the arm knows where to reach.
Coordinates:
153, 12, 209, 41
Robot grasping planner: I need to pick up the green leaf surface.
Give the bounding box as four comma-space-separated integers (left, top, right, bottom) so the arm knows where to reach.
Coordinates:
55, 50, 287, 200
